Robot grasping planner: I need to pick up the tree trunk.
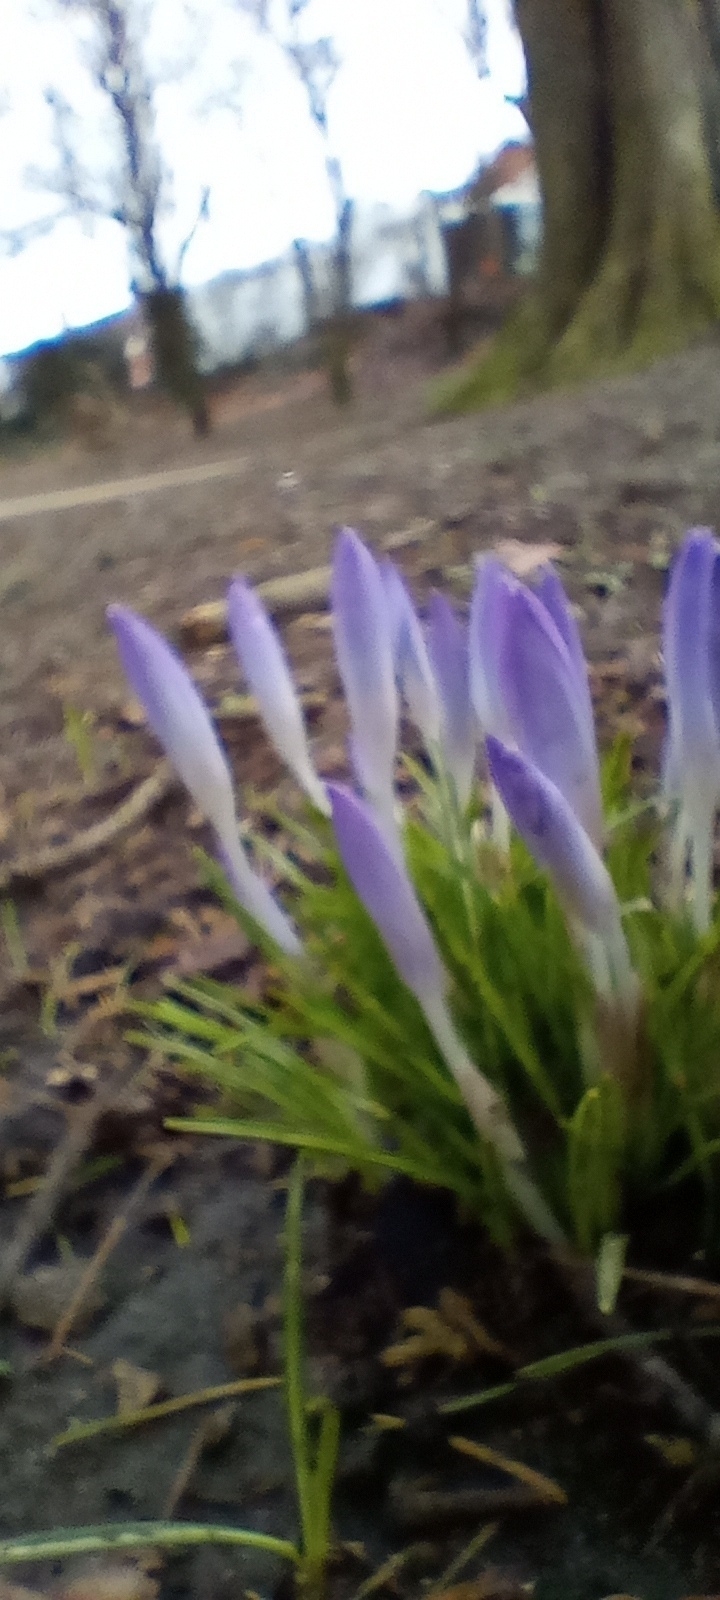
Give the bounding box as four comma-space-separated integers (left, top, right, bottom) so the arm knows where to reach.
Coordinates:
435, 0, 720, 410
143, 287, 210, 437
322, 165, 354, 406
293, 238, 317, 331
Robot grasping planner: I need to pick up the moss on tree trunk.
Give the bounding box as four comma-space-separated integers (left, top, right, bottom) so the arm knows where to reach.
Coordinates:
434, 0, 720, 412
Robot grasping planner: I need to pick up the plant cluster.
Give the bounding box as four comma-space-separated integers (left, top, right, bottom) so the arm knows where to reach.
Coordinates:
106, 527, 720, 1266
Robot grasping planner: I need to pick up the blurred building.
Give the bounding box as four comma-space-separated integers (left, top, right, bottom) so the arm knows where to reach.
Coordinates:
1, 146, 542, 408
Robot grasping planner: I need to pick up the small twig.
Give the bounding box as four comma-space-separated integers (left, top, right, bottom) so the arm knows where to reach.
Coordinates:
41, 1150, 173, 1363
623, 1264, 720, 1300
0, 1075, 133, 1317
162, 1405, 234, 1517
52, 1375, 281, 1449
449, 1436, 567, 1505
351, 1543, 435, 1600
427, 1523, 497, 1595
0, 762, 176, 892
389, 1480, 556, 1532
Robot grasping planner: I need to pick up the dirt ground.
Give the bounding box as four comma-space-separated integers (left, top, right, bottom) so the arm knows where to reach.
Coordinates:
3, 312, 720, 1598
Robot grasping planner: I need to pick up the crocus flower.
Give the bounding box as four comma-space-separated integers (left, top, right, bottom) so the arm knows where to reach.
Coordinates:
331, 529, 399, 837
227, 578, 330, 815
534, 564, 594, 731
427, 591, 476, 806
663, 529, 720, 931
497, 582, 603, 849
328, 782, 521, 1161
107, 605, 301, 957
486, 737, 634, 1006
382, 560, 441, 749
328, 782, 566, 1241
469, 556, 517, 742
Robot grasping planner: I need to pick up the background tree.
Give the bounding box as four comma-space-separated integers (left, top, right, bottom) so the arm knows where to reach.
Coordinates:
239, 0, 354, 404
462, 0, 488, 80
437, 0, 720, 411
10, 0, 212, 435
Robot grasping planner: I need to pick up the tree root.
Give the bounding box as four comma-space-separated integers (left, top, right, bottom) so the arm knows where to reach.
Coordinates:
0, 761, 176, 894
0, 1076, 128, 1316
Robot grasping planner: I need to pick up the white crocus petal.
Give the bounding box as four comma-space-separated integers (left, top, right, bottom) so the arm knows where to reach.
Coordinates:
227, 578, 330, 815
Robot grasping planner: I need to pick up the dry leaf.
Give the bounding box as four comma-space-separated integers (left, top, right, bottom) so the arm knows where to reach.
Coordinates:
382, 1293, 507, 1369
644, 1433, 697, 1469
493, 539, 563, 577
12, 1262, 106, 1332
170, 927, 250, 979
57, 1564, 159, 1600
112, 1358, 161, 1415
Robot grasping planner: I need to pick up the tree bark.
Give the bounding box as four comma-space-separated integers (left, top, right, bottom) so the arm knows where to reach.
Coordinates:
143, 288, 210, 437
435, 0, 720, 410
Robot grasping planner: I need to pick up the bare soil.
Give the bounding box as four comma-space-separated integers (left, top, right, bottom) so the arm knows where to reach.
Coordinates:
3, 310, 720, 1598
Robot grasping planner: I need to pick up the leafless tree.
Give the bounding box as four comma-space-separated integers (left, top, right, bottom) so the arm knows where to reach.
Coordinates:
462, 0, 488, 78
4, 0, 211, 433
239, 0, 355, 403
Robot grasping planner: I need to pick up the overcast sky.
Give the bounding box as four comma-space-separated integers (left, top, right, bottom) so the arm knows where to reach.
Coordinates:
0, 0, 526, 358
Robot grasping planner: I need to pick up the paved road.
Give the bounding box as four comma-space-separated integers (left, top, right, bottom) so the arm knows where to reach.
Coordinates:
0, 453, 249, 523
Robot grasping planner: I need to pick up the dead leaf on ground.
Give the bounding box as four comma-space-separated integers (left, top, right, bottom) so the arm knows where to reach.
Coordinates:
382, 1292, 508, 1369
112, 1358, 161, 1415
168, 927, 250, 979
11, 1261, 106, 1332
492, 539, 563, 577
57, 1564, 159, 1600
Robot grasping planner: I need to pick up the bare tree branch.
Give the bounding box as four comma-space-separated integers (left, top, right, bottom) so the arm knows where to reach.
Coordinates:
462, 0, 489, 78
15, 0, 212, 432
237, 0, 351, 315
176, 183, 210, 277
0, 210, 72, 259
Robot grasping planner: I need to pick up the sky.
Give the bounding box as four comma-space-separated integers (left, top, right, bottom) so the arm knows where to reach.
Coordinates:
0, 0, 526, 358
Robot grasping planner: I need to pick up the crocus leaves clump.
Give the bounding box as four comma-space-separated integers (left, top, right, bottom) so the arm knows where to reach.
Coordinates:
112, 527, 720, 1262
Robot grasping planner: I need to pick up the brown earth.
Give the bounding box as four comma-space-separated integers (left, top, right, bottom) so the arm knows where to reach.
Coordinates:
2, 312, 720, 1598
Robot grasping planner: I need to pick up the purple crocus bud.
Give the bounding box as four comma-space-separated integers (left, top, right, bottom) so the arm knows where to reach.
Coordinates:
381, 561, 441, 748
227, 578, 329, 815
498, 584, 603, 849
662, 528, 720, 929
469, 556, 517, 740
107, 605, 301, 956
486, 736, 633, 1001
328, 782, 524, 1164
534, 564, 594, 728
331, 529, 399, 835
427, 591, 476, 806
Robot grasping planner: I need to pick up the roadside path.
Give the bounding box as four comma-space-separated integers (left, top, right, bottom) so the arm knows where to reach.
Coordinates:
0, 453, 249, 523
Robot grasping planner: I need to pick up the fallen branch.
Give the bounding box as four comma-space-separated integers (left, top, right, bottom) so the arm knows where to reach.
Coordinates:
0, 1082, 123, 1316
0, 762, 176, 893
41, 1150, 174, 1363
180, 564, 331, 647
